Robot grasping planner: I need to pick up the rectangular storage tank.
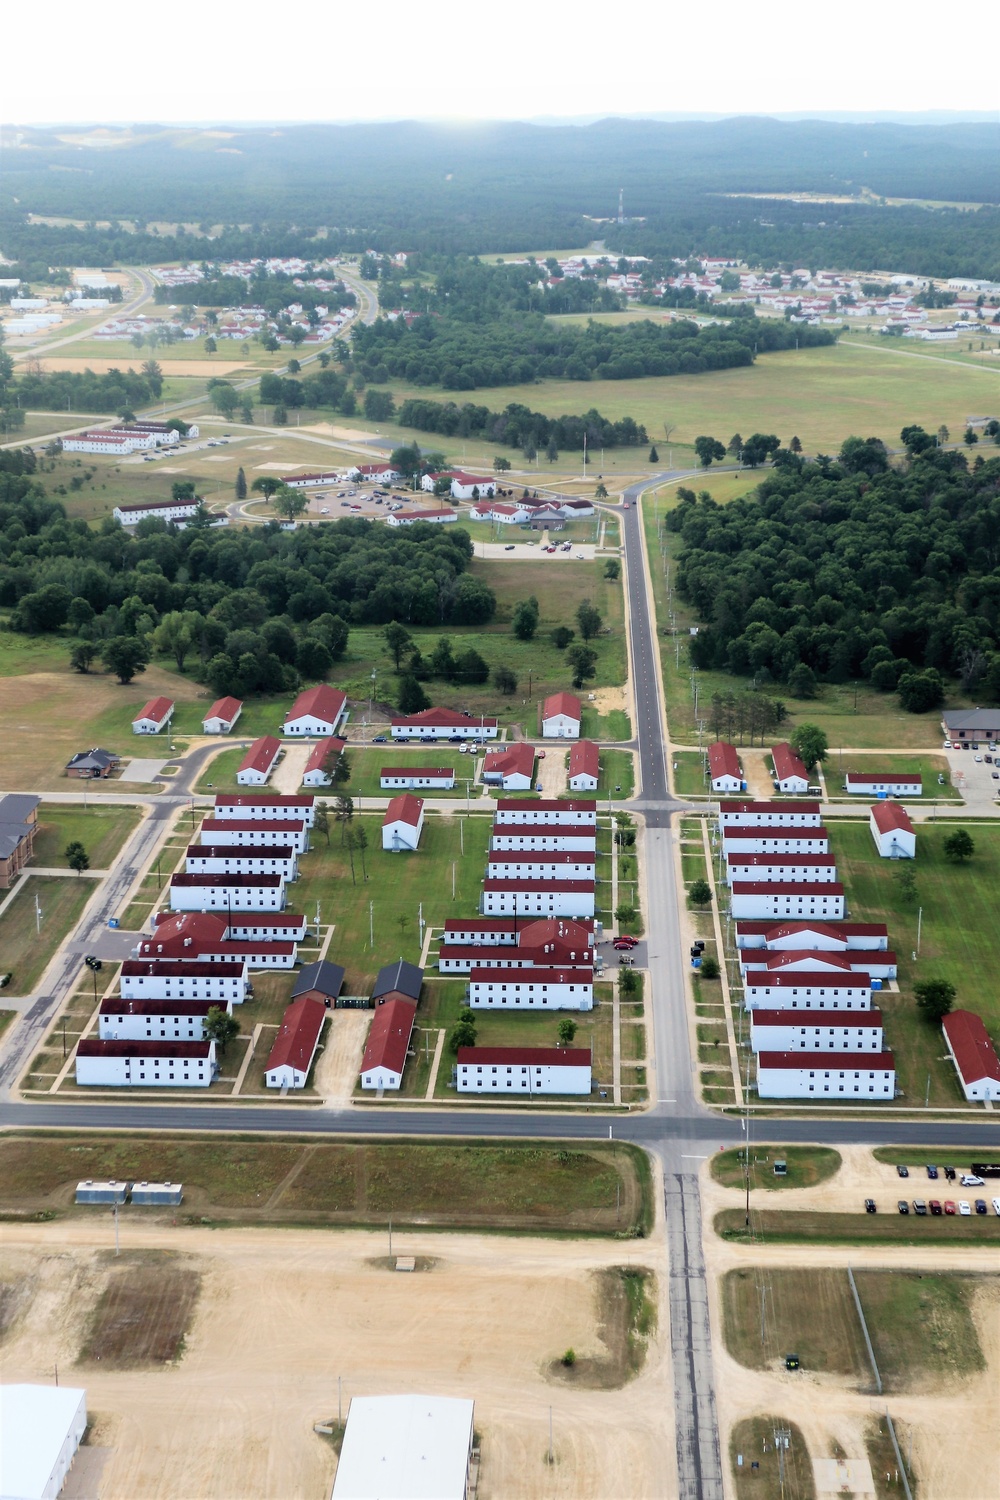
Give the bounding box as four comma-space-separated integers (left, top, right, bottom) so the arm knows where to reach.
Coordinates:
130, 1181, 183, 1205
75, 1179, 129, 1204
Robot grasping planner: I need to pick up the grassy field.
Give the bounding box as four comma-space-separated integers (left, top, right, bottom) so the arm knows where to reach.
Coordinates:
0, 1132, 651, 1236
32, 804, 141, 868
716, 1209, 1000, 1245
711, 1146, 841, 1192
672, 750, 710, 798
0, 877, 94, 993
852, 1270, 986, 1391
832, 820, 1000, 1104
722, 1267, 871, 1380
829, 754, 960, 800
729, 1417, 816, 1500
595, 747, 635, 797
872, 1146, 1000, 1170
336, 748, 474, 799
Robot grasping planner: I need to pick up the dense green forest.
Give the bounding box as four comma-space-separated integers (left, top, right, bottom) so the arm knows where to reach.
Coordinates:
0, 450, 494, 698
1, 118, 998, 276
670, 437, 1000, 710
396, 398, 647, 451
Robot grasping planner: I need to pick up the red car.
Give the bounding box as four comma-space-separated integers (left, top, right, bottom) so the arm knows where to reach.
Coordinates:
613, 936, 638, 951
943, 1200, 957, 1215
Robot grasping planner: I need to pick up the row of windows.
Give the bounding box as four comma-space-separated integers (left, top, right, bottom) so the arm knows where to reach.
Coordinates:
807, 1084, 890, 1093
748, 988, 864, 996
746, 1000, 868, 1010
477, 983, 580, 992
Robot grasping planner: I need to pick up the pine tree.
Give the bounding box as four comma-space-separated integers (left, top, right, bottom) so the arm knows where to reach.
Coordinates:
235, 467, 247, 500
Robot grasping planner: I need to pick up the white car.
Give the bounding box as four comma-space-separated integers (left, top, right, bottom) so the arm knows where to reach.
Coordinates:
961, 1174, 985, 1187
992, 1198, 1000, 1216
943, 740, 952, 749
974, 755, 983, 763
958, 1200, 972, 1215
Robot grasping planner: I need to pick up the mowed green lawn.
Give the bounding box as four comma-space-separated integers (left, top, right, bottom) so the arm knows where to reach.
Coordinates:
32, 804, 141, 868
295, 812, 492, 993
337, 748, 473, 799
831, 754, 960, 801
832, 820, 1000, 1104
0, 877, 94, 993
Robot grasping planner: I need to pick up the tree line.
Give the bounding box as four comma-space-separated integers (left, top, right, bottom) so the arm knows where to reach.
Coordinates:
670, 434, 1000, 713
396, 397, 648, 451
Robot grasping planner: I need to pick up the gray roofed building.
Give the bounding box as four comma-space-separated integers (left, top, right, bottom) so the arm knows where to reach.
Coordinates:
371, 958, 423, 1003
942, 709, 1000, 739
66, 747, 121, 777
291, 959, 346, 1002
0, 794, 40, 888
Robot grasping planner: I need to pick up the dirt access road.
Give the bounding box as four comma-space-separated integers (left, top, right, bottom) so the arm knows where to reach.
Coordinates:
0, 1219, 676, 1500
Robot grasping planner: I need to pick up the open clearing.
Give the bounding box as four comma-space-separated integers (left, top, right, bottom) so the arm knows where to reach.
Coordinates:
31, 356, 250, 376
78, 1253, 201, 1367
0, 876, 93, 993
33, 803, 141, 868
0, 1218, 674, 1500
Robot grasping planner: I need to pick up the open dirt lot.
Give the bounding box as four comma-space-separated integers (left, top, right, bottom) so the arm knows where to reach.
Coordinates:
701, 1154, 1000, 1500
0, 1219, 675, 1500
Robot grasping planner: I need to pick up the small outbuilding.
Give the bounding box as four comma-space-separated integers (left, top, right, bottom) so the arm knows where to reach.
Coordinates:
942, 1009, 1000, 1101
567, 739, 600, 791
301, 736, 347, 787
372, 959, 424, 1004
292, 958, 346, 1006
707, 741, 744, 793
202, 696, 243, 734
869, 801, 915, 859
382, 792, 425, 851
771, 742, 810, 794
264, 996, 327, 1088
845, 771, 922, 797
75, 1180, 129, 1204
380, 766, 455, 791
132, 696, 174, 735
541, 691, 581, 738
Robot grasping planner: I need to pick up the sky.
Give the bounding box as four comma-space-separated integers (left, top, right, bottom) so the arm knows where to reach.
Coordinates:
6, 0, 1000, 125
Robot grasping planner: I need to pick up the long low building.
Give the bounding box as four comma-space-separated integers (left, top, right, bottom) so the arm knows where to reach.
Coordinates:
199, 817, 309, 852
730, 883, 845, 920
468, 966, 593, 1011
236, 736, 281, 786
750, 1009, 884, 1052
740, 948, 897, 981
744, 970, 872, 1009
845, 772, 922, 796
456, 1046, 592, 1094
494, 798, 597, 826
137, 912, 298, 968
756, 1050, 896, 1100
380, 766, 456, 790
119, 959, 248, 1003
726, 854, 839, 885
438, 939, 594, 973
213, 793, 316, 826
76, 1038, 217, 1087
490, 824, 597, 852
735, 919, 888, 951
99, 997, 233, 1041
390, 708, 498, 740
264, 997, 327, 1089
719, 800, 821, 828
185, 844, 298, 880
168, 872, 286, 911
721, 826, 830, 854
360, 997, 416, 1090
485, 851, 596, 881
942, 1009, 1000, 1101
481, 879, 596, 918
441, 916, 595, 946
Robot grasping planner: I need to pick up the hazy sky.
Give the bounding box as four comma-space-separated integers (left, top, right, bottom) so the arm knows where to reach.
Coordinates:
7, 0, 1000, 125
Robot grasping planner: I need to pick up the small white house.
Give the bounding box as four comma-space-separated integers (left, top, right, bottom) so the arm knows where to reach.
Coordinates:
98, 997, 234, 1041
200, 817, 309, 852
568, 739, 600, 791
185, 844, 298, 880
202, 696, 243, 734
846, 772, 922, 797
382, 793, 424, 851
707, 741, 744, 792
942, 1009, 1000, 1101
168, 872, 285, 911
485, 851, 596, 881
771, 742, 810, 794
750, 1009, 884, 1051
743, 971, 873, 1010
75, 1038, 217, 1087
869, 801, 916, 859
132, 696, 174, 734
302, 736, 347, 787
236, 736, 282, 786
468, 965, 594, 1010
721, 825, 830, 854
264, 996, 326, 1088
480, 880, 595, 917
719, 800, 821, 828
282, 684, 347, 737
456, 1046, 592, 1094
725, 854, 839, 885
730, 883, 846, 920
119, 959, 248, 1003
541, 691, 582, 738
756, 1050, 895, 1100
490, 825, 596, 853
493, 798, 597, 826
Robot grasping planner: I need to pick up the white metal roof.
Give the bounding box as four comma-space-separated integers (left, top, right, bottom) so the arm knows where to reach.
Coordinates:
332, 1395, 474, 1500
0, 1384, 86, 1500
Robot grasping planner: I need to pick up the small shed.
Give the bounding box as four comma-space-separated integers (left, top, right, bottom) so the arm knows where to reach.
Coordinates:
567, 739, 600, 792
132, 696, 174, 735
541, 691, 582, 739
707, 741, 744, 793
75, 1179, 129, 1204
236, 736, 282, 786
382, 793, 425, 851
131, 1182, 183, 1205
869, 801, 915, 859
203, 696, 243, 734
292, 958, 346, 1007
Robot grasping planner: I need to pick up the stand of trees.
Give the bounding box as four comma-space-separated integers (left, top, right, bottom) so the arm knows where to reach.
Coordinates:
396, 397, 647, 450
3, 363, 164, 413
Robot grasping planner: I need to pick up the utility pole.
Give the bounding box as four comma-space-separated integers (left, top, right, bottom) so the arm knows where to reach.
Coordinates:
113, 1202, 120, 1257
34, 892, 42, 936
916, 906, 922, 955
369, 900, 374, 949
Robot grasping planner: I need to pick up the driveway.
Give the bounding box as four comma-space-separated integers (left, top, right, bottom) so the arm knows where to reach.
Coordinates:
536, 745, 568, 797
271, 744, 311, 794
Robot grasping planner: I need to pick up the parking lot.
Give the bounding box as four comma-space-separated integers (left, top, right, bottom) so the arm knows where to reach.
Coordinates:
943, 738, 1000, 809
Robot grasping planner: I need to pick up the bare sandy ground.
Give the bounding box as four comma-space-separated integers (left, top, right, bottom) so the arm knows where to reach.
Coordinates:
0, 1221, 676, 1500
590, 685, 628, 718
270, 744, 310, 795
314, 1010, 369, 1105
537, 748, 568, 798
700, 1151, 1000, 1499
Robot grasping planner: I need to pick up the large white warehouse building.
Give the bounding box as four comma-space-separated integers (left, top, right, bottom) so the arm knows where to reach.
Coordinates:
0, 1384, 88, 1500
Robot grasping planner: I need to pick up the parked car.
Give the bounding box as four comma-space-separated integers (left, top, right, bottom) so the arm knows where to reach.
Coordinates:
618, 955, 635, 966
959, 1200, 972, 1215
504, 544, 515, 550
985, 754, 993, 764
943, 739, 953, 748
897, 1200, 910, 1214
961, 1174, 985, 1187
929, 1200, 942, 1215
913, 1200, 927, 1215
864, 1199, 877, 1214
944, 1200, 957, 1214
991, 1198, 1000, 1215
613, 935, 638, 950
373, 735, 387, 744
992, 772, 999, 780
896, 1164, 910, 1178
975, 1199, 988, 1214
449, 735, 464, 744
926, 1164, 939, 1179
944, 1165, 956, 1181
974, 754, 983, 762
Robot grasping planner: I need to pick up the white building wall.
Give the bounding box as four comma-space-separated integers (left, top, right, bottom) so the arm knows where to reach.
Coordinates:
721, 831, 830, 854
75, 1047, 216, 1087
99, 1006, 231, 1041
756, 1063, 895, 1100
730, 889, 845, 919
750, 1020, 883, 1051
485, 857, 595, 880
711, 773, 743, 792
481, 888, 596, 917
848, 779, 922, 796
213, 801, 316, 826
391, 722, 497, 739
382, 817, 422, 851
380, 773, 454, 789
200, 820, 308, 850
744, 983, 871, 1009
236, 761, 278, 787
168, 881, 285, 911
457, 1062, 591, 1093
283, 712, 344, 736
361, 1065, 403, 1090
490, 830, 596, 851
120, 970, 247, 1002
494, 806, 597, 826
469, 979, 593, 1011
726, 860, 838, 885
568, 772, 599, 791
265, 1062, 308, 1088
542, 714, 580, 739
184, 850, 297, 879
719, 808, 821, 827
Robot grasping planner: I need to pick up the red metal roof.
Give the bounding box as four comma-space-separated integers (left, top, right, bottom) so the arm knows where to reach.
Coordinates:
134, 696, 173, 724
722, 824, 829, 839
121, 959, 246, 978
942, 1009, 1000, 1084
264, 996, 326, 1075
771, 742, 809, 783
542, 691, 582, 722
482, 879, 595, 892
736, 921, 887, 940
708, 741, 741, 780
383, 793, 424, 828
190, 844, 294, 861
77, 1039, 212, 1059
440, 943, 593, 966
284, 684, 346, 726
303, 736, 347, 775
720, 800, 820, 814
170, 872, 283, 887
238, 736, 281, 776
140, 913, 228, 947
846, 772, 922, 787
518, 917, 594, 944
361, 996, 416, 1075
759, 951, 855, 971
728, 853, 837, 868
100, 998, 225, 1017
204, 696, 243, 723
469, 966, 593, 984
390, 707, 498, 728
493, 822, 596, 840
747, 970, 869, 988
568, 740, 600, 780
443, 918, 516, 934
731, 882, 844, 895
496, 799, 596, 814
489, 849, 595, 866
201, 818, 306, 835
758, 1050, 895, 1069
457, 1047, 591, 1066
484, 743, 535, 779
751, 1009, 883, 1027
870, 802, 915, 834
